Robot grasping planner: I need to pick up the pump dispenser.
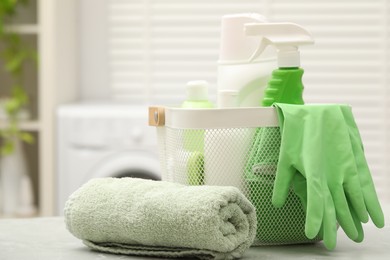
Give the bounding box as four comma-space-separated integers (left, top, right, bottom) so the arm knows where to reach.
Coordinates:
245, 22, 314, 106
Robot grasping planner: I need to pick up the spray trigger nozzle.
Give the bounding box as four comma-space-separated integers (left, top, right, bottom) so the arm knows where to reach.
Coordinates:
248, 38, 272, 62
245, 22, 314, 67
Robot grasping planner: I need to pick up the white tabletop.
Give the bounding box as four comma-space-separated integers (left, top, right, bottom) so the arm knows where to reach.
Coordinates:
0, 214, 389, 260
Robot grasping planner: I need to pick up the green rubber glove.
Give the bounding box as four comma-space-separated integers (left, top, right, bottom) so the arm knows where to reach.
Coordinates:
272, 103, 383, 249
339, 106, 385, 229
291, 173, 337, 249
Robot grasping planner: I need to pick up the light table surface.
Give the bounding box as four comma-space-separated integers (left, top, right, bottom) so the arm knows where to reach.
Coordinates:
0, 216, 389, 260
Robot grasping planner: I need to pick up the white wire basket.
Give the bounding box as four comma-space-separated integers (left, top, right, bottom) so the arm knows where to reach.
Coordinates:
149, 106, 321, 246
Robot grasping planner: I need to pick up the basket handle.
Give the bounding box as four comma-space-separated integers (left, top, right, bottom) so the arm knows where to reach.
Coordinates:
149, 107, 165, 126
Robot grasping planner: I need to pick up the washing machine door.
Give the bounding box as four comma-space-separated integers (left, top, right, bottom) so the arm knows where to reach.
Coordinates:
86, 151, 161, 181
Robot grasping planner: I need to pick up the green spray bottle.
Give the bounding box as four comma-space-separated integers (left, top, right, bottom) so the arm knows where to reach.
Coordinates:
243, 23, 318, 244
245, 22, 314, 106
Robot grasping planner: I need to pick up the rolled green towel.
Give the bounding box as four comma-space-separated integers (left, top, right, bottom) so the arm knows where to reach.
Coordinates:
64, 178, 257, 259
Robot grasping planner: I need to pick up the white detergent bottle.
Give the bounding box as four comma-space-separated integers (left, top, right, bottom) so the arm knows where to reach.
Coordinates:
204, 91, 254, 190
218, 13, 276, 107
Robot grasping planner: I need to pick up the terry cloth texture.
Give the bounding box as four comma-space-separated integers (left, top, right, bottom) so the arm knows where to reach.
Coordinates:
64, 177, 257, 259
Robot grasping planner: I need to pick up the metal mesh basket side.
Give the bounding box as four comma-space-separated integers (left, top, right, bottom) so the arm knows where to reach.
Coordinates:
157, 125, 321, 245
156, 127, 170, 181
245, 127, 321, 245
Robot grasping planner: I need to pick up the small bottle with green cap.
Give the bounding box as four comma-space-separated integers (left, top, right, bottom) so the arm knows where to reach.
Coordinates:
181, 80, 214, 109
181, 81, 213, 185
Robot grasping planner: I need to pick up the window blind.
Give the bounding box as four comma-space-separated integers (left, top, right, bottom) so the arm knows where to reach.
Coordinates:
106, 0, 390, 202
108, 0, 266, 104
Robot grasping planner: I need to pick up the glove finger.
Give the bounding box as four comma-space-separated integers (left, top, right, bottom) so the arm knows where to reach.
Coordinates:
350, 205, 364, 243
304, 174, 324, 239
272, 106, 294, 208
292, 174, 324, 240
272, 155, 295, 208
292, 173, 308, 211
330, 187, 358, 240
343, 173, 368, 223
318, 225, 324, 242
363, 184, 385, 228
323, 188, 337, 250
350, 139, 384, 227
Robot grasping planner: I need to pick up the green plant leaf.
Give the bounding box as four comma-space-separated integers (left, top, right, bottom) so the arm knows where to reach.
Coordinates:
12, 85, 28, 104
19, 132, 34, 144
5, 51, 26, 74
1, 140, 14, 155
3, 86, 28, 116
4, 97, 20, 115
0, 0, 36, 155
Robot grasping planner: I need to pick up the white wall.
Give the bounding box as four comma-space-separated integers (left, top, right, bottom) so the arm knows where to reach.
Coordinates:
78, 0, 110, 100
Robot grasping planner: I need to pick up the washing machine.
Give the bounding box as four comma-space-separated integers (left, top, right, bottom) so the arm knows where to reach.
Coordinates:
56, 103, 160, 214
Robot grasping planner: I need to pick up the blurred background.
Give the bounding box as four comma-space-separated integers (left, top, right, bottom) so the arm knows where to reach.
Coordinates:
0, 0, 389, 217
